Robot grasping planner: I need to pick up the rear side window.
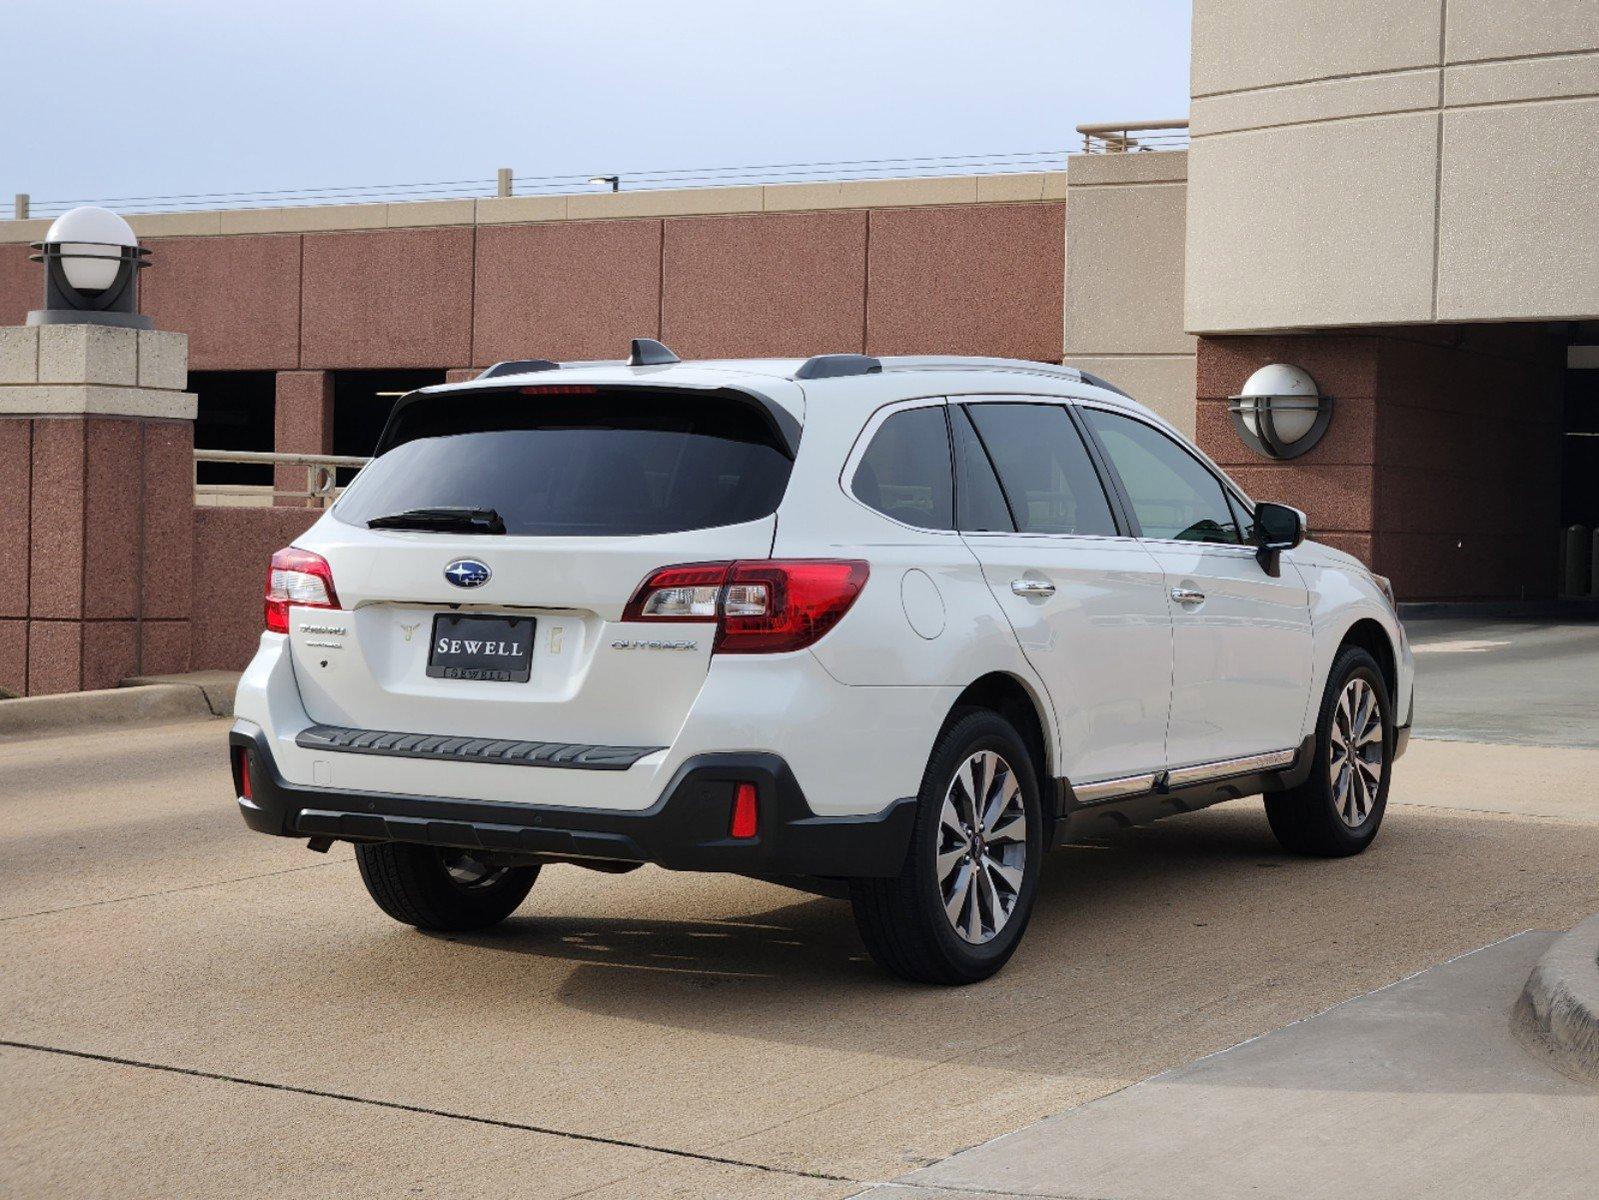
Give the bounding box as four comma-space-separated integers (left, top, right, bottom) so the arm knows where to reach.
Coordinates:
334, 390, 793, 536
851, 406, 954, 530
965, 403, 1117, 537
952, 406, 1015, 532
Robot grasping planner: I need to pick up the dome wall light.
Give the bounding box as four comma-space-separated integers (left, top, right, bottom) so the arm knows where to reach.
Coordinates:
1228, 363, 1332, 460
27, 206, 153, 330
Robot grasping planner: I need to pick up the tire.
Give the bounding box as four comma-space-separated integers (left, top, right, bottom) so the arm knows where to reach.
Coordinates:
1265, 645, 1394, 857
355, 843, 539, 932
850, 709, 1045, 985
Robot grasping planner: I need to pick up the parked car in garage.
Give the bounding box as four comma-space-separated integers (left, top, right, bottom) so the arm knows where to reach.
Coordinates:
230, 342, 1413, 984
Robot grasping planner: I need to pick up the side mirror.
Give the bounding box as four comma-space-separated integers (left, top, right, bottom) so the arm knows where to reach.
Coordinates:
1252, 502, 1306, 576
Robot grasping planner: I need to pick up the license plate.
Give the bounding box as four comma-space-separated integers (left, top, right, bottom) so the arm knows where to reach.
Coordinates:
427, 614, 535, 683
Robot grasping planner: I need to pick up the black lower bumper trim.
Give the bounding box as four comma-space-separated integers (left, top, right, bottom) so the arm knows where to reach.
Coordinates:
232, 723, 915, 879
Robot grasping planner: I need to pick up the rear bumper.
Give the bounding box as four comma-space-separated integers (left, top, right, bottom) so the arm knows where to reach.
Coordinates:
230, 722, 916, 879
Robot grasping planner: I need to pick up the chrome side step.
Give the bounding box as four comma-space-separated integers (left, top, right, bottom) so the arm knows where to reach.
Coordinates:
1075, 747, 1300, 806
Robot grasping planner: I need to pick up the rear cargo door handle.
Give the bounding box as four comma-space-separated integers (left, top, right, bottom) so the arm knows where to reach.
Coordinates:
1010, 578, 1056, 597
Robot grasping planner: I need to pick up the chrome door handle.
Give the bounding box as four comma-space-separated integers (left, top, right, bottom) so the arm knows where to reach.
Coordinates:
1170, 586, 1206, 605
1011, 578, 1056, 597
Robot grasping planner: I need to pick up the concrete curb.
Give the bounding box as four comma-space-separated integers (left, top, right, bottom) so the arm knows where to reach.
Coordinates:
1512, 912, 1599, 1086
0, 683, 218, 740
121, 670, 239, 717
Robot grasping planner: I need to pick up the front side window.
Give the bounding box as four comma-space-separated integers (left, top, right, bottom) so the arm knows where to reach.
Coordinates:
964, 403, 1117, 537
1082, 408, 1242, 544
851, 406, 954, 530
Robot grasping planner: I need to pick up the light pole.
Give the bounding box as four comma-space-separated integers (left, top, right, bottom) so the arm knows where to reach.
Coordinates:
588, 174, 621, 193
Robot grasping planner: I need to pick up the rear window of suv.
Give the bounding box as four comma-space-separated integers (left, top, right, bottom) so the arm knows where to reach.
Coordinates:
333, 389, 794, 537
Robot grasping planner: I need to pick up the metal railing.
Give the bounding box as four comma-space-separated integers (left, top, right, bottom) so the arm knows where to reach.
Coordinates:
1075, 120, 1190, 153
193, 449, 369, 508
11, 148, 1082, 219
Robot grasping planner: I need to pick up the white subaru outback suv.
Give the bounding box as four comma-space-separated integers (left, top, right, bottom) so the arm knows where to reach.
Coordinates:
231, 341, 1413, 985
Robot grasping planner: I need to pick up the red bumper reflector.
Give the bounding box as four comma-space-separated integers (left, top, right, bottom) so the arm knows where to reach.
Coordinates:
729, 782, 758, 840
235, 747, 252, 800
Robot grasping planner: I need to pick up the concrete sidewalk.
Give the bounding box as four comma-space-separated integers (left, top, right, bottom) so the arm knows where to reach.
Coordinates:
862, 933, 1599, 1200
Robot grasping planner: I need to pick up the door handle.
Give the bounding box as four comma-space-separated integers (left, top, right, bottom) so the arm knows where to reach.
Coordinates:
1011, 578, 1056, 597
1170, 586, 1206, 605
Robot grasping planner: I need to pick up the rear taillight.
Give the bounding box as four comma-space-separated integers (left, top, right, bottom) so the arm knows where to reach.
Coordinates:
265, 546, 340, 633
622, 560, 868, 654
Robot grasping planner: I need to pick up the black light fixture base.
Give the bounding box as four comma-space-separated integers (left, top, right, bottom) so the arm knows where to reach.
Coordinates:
26, 308, 154, 330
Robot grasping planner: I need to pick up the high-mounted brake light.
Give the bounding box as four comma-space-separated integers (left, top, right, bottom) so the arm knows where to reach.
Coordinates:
265, 546, 340, 633
519, 384, 600, 395
622, 560, 868, 654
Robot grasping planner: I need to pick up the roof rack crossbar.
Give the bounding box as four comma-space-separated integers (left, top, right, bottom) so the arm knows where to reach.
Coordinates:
792, 353, 883, 381
477, 359, 559, 379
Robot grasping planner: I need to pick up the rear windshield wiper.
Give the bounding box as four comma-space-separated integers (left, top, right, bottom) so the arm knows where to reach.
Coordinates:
366, 506, 507, 534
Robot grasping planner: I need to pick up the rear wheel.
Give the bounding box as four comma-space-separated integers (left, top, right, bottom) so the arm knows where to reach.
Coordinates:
355, 843, 539, 932
850, 709, 1044, 985
1265, 646, 1393, 856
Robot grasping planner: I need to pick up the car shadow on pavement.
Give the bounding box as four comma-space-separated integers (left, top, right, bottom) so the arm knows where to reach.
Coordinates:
416, 803, 1457, 1071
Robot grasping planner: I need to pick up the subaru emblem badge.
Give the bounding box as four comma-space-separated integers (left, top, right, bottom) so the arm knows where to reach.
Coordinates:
444, 559, 492, 589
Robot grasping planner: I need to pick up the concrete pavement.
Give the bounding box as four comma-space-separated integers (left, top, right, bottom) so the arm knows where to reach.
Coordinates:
1408, 618, 1599, 748
4, 716, 1599, 1196
862, 932, 1599, 1200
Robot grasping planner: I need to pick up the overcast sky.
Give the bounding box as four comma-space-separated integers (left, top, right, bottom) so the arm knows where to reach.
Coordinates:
1, 1, 1191, 211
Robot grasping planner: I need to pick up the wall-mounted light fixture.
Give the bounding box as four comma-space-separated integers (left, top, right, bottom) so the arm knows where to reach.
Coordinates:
588, 174, 621, 192
1228, 363, 1332, 459
28, 206, 152, 329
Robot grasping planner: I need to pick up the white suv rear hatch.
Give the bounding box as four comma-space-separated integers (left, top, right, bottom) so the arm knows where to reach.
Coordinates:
283, 383, 794, 750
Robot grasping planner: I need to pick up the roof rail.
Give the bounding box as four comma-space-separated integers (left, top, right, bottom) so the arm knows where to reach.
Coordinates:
477, 359, 559, 379
1073, 369, 1132, 399
877, 356, 1085, 382
628, 338, 680, 366
792, 353, 882, 381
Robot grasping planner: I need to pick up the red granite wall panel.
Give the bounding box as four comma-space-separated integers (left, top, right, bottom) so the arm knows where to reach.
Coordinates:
0, 420, 31, 618
141, 420, 195, 621
866, 203, 1064, 361
474, 220, 662, 365
139, 619, 191, 676
0, 617, 25, 695
82, 618, 138, 691
142, 235, 302, 370
26, 619, 80, 695
301, 228, 472, 369
82, 419, 142, 620
662, 211, 867, 359
28, 418, 87, 620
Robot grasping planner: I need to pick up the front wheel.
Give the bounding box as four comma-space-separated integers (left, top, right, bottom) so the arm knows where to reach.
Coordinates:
850, 709, 1045, 985
1265, 646, 1394, 856
355, 843, 539, 932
